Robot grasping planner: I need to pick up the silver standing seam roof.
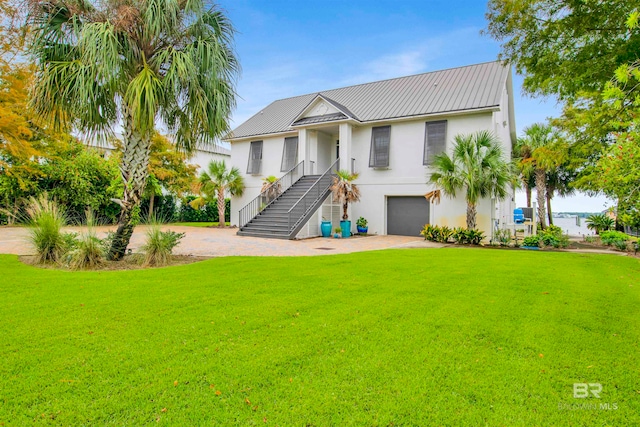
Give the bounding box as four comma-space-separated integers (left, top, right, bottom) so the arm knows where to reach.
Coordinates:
227, 61, 509, 141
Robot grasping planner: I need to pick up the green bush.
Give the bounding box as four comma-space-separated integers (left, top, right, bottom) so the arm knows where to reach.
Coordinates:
65, 211, 105, 269
26, 194, 75, 263
449, 227, 485, 245
539, 225, 570, 248
493, 228, 511, 246
420, 224, 453, 243
585, 213, 615, 234
140, 224, 185, 266
465, 229, 485, 245
600, 230, 630, 246
178, 197, 230, 222
141, 195, 178, 222
613, 240, 629, 251
522, 236, 541, 247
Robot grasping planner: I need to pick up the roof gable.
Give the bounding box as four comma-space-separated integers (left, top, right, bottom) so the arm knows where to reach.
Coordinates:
228, 61, 509, 140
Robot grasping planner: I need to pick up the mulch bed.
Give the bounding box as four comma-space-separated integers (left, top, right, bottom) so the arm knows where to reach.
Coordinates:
19, 254, 211, 271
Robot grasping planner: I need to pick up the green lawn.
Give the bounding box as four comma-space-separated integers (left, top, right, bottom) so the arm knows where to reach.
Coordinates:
1, 249, 639, 425
171, 221, 230, 227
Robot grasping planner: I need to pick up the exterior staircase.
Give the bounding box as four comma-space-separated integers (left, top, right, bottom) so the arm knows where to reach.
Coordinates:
237, 159, 339, 240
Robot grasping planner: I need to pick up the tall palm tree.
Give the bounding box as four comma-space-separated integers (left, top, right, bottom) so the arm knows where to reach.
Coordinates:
190, 160, 244, 228
330, 170, 360, 220
429, 131, 511, 230
28, 0, 239, 259
516, 123, 567, 230
512, 140, 535, 208
545, 167, 576, 226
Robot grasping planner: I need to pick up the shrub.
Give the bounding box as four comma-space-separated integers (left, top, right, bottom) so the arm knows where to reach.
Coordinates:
600, 230, 629, 246
493, 228, 511, 246
451, 227, 465, 244
613, 240, 629, 251
465, 229, 485, 245
65, 211, 105, 269
140, 224, 185, 266
539, 225, 570, 248
584, 236, 598, 243
420, 224, 453, 243
178, 196, 230, 222
26, 194, 74, 263
522, 235, 541, 247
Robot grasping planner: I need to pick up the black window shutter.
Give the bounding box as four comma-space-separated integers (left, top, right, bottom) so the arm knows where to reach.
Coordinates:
247, 141, 263, 174
424, 121, 447, 165
280, 137, 298, 172
369, 126, 391, 168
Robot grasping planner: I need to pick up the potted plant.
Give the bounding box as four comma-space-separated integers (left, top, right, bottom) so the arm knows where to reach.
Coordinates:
356, 217, 368, 234
330, 170, 361, 238
321, 217, 332, 237
334, 227, 342, 238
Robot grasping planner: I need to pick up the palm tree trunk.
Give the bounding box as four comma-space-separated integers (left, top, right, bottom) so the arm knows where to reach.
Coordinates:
342, 201, 348, 220
525, 186, 532, 208
535, 168, 547, 230
546, 188, 553, 226
108, 108, 151, 260
217, 188, 226, 228
466, 202, 477, 229
148, 195, 155, 219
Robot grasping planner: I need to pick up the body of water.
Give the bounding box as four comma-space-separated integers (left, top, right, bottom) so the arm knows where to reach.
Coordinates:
552, 217, 594, 237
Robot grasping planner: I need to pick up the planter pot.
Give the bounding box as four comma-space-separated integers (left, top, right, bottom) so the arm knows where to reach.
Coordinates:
521, 246, 540, 250
333, 233, 340, 238
340, 220, 351, 238
357, 225, 368, 234
320, 221, 332, 238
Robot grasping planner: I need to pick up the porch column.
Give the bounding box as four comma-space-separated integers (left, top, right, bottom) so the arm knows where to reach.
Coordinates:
338, 123, 352, 172
298, 128, 309, 175
338, 123, 353, 222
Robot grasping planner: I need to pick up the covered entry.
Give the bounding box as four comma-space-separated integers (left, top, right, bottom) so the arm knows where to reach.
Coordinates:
386, 196, 430, 236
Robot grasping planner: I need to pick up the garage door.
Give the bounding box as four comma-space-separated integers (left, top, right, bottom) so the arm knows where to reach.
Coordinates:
387, 196, 430, 236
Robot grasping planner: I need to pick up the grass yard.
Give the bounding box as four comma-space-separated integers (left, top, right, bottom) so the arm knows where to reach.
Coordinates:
0, 249, 639, 425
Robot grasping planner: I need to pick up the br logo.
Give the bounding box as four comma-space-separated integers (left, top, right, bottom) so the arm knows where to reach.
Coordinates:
573, 383, 602, 398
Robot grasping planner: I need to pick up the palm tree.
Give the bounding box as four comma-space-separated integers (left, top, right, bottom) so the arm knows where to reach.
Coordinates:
260, 175, 281, 204
28, 0, 239, 259
516, 123, 566, 230
330, 170, 360, 220
545, 167, 576, 226
190, 160, 244, 228
512, 140, 535, 208
429, 131, 511, 230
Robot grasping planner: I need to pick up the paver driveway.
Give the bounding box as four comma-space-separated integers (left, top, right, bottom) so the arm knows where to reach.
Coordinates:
0, 225, 431, 257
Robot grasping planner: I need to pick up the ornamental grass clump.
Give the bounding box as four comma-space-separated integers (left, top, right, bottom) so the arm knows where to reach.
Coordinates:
67, 210, 105, 269
140, 223, 185, 267
26, 194, 73, 264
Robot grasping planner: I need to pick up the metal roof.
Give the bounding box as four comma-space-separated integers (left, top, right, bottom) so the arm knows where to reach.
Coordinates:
292, 112, 348, 126
228, 61, 509, 140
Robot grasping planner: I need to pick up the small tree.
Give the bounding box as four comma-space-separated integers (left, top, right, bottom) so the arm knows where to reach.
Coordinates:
429, 131, 511, 230
190, 160, 244, 227
330, 170, 360, 220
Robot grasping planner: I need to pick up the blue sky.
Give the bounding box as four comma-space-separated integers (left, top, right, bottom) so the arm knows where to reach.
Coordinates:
217, 0, 610, 212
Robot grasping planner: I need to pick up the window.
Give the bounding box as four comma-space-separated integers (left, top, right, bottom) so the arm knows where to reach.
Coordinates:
369, 126, 391, 168
247, 140, 263, 174
424, 120, 447, 165
280, 137, 298, 172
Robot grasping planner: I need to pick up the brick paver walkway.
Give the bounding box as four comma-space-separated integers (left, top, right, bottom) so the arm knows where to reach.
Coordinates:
0, 225, 433, 257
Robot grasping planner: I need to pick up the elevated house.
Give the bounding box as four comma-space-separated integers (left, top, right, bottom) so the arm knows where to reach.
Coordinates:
225, 61, 516, 239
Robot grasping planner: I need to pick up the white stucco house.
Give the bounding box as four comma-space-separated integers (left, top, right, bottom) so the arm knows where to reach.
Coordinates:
225, 61, 516, 239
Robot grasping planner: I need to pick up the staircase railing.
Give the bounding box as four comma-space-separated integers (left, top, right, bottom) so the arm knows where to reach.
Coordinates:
239, 161, 304, 227
287, 158, 340, 232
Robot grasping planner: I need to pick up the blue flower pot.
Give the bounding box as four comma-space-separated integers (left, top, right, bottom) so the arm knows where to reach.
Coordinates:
357, 225, 368, 234
320, 221, 332, 238
340, 220, 351, 238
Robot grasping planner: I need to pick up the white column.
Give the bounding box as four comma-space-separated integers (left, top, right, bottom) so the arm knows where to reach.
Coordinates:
338, 123, 352, 172
308, 130, 318, 175
298, 128, 308, 175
